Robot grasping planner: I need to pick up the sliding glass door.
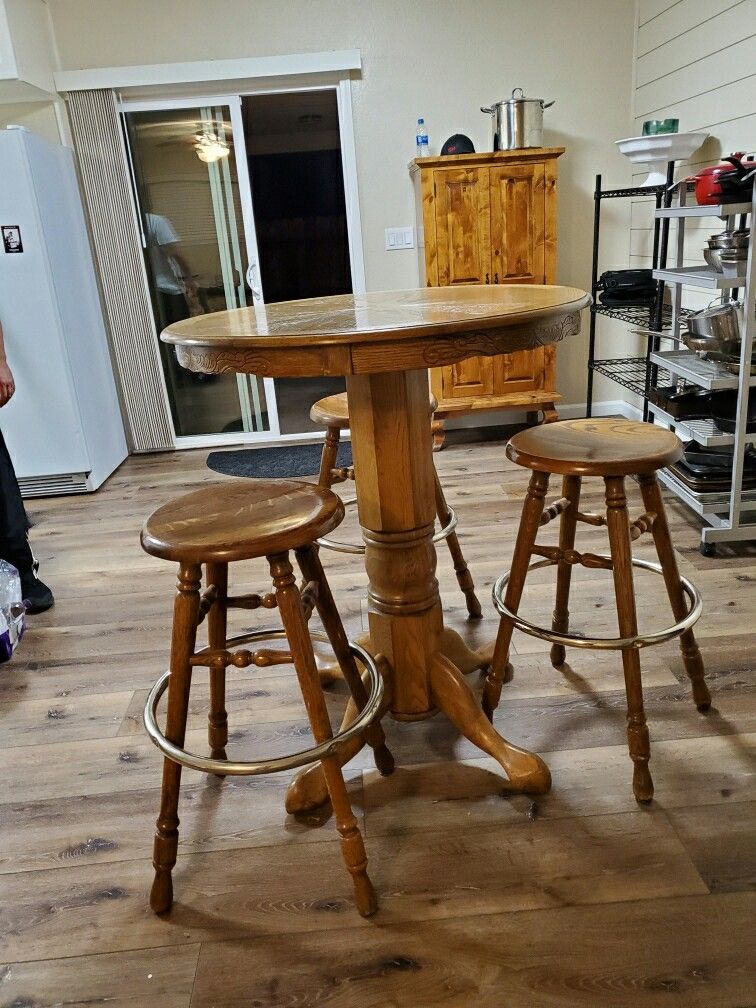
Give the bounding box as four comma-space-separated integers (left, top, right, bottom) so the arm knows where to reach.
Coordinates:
122, 85, 361, 446
123, 98, 275, 441
241, 89, 349, 433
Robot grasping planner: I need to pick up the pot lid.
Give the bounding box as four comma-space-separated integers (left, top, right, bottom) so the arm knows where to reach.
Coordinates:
488, 88, 554, 108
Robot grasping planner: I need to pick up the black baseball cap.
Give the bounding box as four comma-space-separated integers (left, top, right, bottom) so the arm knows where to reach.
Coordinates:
441, 134, 475, 155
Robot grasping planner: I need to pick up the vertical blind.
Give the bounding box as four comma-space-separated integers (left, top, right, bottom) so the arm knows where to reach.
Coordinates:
66, 88, 174, 451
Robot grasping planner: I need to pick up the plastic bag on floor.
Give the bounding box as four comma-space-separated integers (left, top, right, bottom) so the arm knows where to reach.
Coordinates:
0, 560, 25, 662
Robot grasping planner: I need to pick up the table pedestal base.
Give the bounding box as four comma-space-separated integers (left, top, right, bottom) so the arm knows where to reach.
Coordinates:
316, 626, 495, 690
285, 367, 550, 816
285, 643, 548, 814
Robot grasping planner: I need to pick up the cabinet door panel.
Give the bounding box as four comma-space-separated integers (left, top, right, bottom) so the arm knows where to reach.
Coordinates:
442, 356, 495, 400
493, 346, 546, 394
489, 162, 545, 284
434, 167, 491, 286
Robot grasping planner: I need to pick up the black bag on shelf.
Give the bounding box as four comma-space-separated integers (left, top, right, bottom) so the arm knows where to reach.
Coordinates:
597, 268, 656, 307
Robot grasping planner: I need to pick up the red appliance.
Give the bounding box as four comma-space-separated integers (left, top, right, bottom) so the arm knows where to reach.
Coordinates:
687, 153, 756, 205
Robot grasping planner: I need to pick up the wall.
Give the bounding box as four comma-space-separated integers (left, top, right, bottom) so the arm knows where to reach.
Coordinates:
630, 0, 755, 289
44, 0, 637, 409
0, 99, 61, 141
0, 0, 56, 94
0, 0, 66, 139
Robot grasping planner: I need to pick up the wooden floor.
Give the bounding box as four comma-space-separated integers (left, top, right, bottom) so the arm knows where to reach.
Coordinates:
1, 435, 754, 1007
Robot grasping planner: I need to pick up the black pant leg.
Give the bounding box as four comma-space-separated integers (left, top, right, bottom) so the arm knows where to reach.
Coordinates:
0, 431, 33, 575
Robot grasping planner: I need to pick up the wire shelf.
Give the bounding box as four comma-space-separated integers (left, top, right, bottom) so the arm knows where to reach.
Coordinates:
592, 302, 692, 331
596, 185, 666, 199
589, 357, 673, 398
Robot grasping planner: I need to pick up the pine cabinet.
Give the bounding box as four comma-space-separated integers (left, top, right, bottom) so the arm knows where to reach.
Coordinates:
411, 148, 564, 446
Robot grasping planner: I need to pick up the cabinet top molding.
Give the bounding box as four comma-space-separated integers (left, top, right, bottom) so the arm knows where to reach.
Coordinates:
410, 147, 565, 172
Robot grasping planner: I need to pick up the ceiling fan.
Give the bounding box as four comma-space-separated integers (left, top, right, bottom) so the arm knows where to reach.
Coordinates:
141, 118, 231, 163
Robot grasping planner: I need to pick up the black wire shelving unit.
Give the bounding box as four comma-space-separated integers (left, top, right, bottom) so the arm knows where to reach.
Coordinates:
586, 164, 678, 420
591, 356, 674, 399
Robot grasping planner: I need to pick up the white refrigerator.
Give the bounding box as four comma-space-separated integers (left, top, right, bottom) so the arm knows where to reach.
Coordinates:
0, 126, 127, 496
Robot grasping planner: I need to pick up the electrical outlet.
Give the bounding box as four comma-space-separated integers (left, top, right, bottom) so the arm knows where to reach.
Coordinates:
384, 227, 415, 250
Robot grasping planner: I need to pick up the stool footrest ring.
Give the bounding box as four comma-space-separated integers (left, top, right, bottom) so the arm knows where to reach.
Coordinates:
318, 495, 458, 555
492, 556, 702, 651
144, 629, 384, 776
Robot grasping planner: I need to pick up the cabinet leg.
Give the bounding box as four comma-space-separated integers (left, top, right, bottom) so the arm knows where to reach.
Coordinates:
542, 403, 559, 424
432, 418, 446, 452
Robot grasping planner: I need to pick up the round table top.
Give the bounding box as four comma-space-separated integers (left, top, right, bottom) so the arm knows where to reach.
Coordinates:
162, 284, 590, 378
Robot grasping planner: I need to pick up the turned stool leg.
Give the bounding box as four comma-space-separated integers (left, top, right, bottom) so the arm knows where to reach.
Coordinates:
317, 423, 341, 489
151, 562, 201, 914
604, 477, 653, 803
638, 474, 711, 712
433, 467, 482, 619
483, 469, 550, 719
550, 475, 582, 667
206, 562, 229, 768
295, 545, 394, 777
269, 551, 378, 917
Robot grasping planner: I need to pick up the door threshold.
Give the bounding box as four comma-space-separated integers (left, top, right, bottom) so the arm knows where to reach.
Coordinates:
173, 430, 352, 451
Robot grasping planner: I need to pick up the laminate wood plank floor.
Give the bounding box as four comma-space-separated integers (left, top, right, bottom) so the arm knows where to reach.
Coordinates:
1, 434, 754, 1007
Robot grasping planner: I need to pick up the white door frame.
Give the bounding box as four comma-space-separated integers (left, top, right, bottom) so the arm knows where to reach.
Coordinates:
119, 75, 364, 449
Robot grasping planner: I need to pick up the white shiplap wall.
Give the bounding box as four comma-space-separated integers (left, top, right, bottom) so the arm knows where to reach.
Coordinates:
630, 0, 755, 279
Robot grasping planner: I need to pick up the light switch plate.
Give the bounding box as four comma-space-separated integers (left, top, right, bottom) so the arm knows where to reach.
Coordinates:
384, 227, 415, 250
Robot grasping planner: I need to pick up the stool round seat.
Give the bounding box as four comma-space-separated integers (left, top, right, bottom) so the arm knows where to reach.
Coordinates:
506, 418, 683, 477
311, 390, 438, 428
141, 479, 344, 564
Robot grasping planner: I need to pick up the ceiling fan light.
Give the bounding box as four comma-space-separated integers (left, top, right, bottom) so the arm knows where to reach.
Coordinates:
194, 134, 230, 163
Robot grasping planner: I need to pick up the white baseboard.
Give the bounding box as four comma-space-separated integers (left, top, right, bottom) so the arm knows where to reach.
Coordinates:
558, 399, 643, 421
445, 398, 642, 431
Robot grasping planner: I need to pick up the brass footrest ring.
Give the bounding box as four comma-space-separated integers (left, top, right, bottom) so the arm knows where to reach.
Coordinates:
318, 495, 458, 555
144, 629, 384, 776
492, 556, 702, 651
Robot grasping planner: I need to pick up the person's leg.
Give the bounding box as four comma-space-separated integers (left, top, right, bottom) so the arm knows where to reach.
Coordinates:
0, 431, 52, 613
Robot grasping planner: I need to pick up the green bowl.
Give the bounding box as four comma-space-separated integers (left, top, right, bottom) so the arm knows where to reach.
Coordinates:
642, 118, 679, 136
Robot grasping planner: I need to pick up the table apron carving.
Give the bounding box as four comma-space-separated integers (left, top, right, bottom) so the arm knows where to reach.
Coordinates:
173, 309, 584, 379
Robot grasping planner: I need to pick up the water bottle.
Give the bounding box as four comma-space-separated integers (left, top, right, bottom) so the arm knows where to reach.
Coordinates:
416, 117, 429, 158
0, 560, 24, 663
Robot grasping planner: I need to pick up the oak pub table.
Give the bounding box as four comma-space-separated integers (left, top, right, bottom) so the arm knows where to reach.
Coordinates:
163, 285, 590, 812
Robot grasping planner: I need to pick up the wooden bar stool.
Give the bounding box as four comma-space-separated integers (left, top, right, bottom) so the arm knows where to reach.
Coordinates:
311, 391, 482, 619
140, 479, 394, 918
483, 419, 710, 803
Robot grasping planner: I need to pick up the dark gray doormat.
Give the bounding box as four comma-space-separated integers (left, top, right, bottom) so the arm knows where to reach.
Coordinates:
206, 442, 353, 479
